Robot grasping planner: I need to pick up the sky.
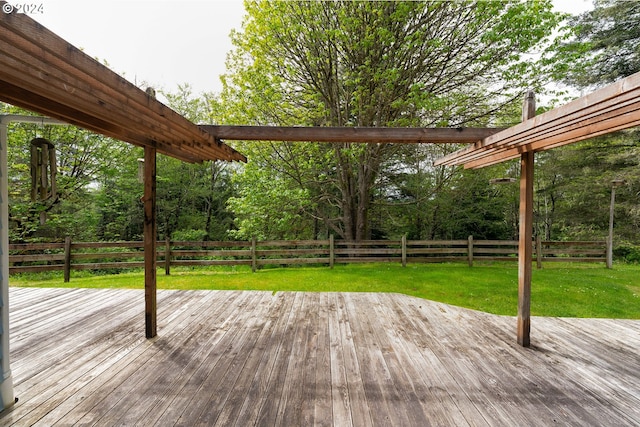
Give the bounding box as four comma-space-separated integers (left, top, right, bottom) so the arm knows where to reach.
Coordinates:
23, 0, 594, 101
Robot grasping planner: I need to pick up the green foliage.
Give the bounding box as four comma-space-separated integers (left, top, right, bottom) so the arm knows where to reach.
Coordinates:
155, 156, 236, 241
2, 84, 240, 243
2, 103, 135, 242
535, 131, 640, 243
548, 0, 640, 88
227, 148, 316, 240
171, 229, 208, 242
614, 245, 640, 264
222, 0, 564, 241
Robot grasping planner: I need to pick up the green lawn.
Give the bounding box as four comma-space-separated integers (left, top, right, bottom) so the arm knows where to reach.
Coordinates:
10, 262, 640, 318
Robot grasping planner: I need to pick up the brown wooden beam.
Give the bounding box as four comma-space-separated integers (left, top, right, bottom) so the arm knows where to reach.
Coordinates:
0, 81, 202, 163
143, 146, 157, 338
517, 91, 535, 348
0, 9, 245, 163
460, 95, 640, 169
435, 71, 640, 168
0, 45, 234, 162
200, 125, 504, 144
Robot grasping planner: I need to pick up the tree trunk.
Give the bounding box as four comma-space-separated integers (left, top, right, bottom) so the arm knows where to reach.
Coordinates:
334, 144, 384, 242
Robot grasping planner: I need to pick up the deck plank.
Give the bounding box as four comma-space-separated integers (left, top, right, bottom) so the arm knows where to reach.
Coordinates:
312, 292, 333, 427
50, 290, 225, 426
1, 288, 638, 426
104, 291, 245, 426
332, 292, 373, 427
228, 290, 297, 427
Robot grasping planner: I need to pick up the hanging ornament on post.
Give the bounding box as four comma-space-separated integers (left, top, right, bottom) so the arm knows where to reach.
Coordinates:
30, 137, 57, 224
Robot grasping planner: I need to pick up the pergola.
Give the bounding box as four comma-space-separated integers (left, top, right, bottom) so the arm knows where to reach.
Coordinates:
2, 2, 639, 412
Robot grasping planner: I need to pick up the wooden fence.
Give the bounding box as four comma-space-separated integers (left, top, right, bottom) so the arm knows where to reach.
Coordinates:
8, 236, 607, 281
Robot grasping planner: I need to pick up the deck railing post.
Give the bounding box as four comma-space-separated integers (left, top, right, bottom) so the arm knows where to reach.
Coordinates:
0, 116, 15, 410
64, 236, 72, 282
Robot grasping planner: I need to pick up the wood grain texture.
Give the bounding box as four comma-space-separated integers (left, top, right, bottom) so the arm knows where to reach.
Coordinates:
1, 288, 638, 426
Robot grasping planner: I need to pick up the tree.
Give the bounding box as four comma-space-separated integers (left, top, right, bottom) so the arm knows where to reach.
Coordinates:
155, 85, 238, 241
535, 133, 640, 244
550, 0, 640, 88
538, 0, 640, 250
222, 0, 563, 241
1, 103, 135, 241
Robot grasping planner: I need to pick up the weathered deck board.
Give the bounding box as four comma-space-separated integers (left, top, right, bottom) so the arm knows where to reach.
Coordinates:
1, 288, 639, 426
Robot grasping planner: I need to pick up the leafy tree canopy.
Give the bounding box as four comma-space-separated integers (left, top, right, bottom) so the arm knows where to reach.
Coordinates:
550, 0, 640, 87
221, 0, 564, 241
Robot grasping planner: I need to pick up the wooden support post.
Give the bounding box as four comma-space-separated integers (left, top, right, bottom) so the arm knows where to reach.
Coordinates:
144, 146, 157, 339
467, 235, 474, 267
30, 144, 38, 202
63, 236, 72, 282
329, 234, 335, 269
401, 235, 407, 267
517, 90, 536, 348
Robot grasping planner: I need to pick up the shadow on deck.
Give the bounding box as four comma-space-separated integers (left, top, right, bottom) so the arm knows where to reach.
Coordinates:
1, 288, 639, 426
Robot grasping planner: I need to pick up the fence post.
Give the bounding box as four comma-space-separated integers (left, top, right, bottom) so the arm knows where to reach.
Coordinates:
165, 236, 171, 276
329, 234, 334, 269
63, 236, 72, 282
536, 235, 542, 269
251, 237, 257, 272
401, 235, 407, 267
467, 235, 474, 267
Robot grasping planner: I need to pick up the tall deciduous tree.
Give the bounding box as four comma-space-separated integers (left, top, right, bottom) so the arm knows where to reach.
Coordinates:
222, 0, 563, 241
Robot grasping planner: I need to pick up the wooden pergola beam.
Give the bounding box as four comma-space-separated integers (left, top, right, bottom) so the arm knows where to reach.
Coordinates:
200, 125, 505, 144
0, 82, 202, 163
435, 71, 640, 169
0, 8, 245, 163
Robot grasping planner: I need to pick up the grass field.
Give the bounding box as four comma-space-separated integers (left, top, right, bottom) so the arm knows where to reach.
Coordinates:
10, 262, 640, 318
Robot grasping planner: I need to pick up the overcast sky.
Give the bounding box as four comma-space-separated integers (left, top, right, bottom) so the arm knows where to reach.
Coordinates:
28, 0, 593, 99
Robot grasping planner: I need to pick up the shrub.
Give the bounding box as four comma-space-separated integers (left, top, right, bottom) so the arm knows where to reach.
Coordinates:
614, 244, 640, 264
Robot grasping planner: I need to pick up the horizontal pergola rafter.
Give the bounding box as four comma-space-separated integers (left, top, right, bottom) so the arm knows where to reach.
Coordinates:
435, 71, 640, 169
0, 8, 245, 163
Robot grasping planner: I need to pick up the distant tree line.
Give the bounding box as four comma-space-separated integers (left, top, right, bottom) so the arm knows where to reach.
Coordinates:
2, 0, 639, 261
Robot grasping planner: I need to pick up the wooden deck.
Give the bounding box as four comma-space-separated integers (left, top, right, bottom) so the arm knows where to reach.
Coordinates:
1, 288, 638, 426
